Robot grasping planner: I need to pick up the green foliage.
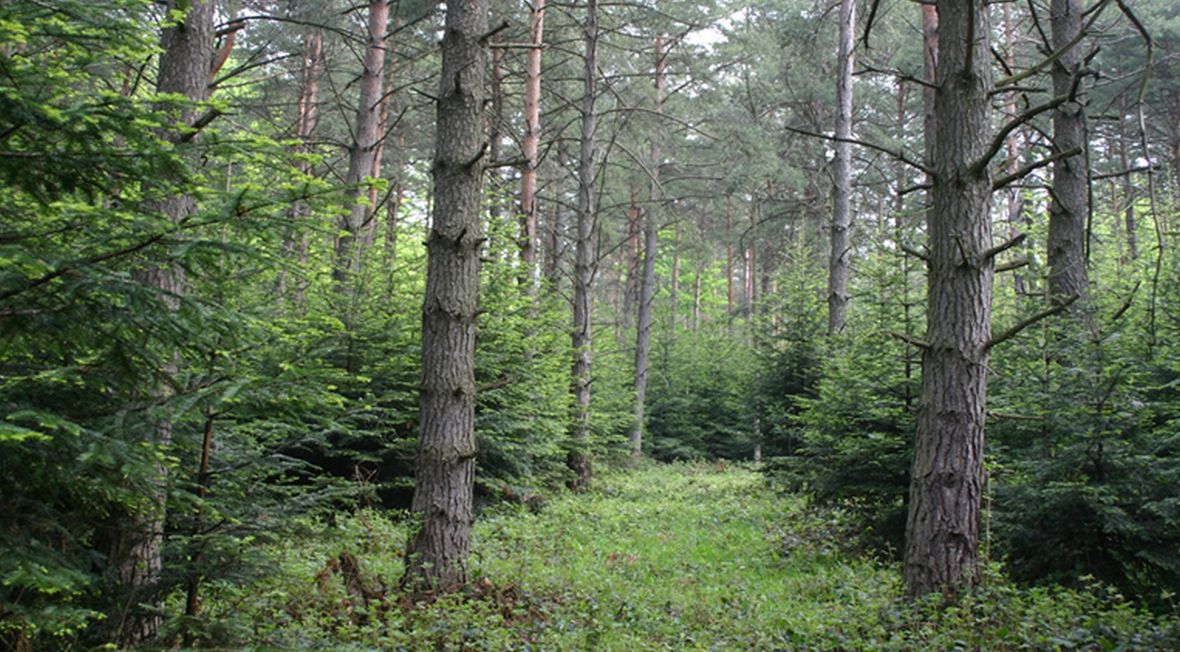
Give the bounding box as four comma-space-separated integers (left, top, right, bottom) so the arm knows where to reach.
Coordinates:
646, 328, 757, 460
207, 464, 1179, 650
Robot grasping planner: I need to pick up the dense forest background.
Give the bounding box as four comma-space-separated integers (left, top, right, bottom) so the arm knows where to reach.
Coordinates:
3, 0, 1180, 648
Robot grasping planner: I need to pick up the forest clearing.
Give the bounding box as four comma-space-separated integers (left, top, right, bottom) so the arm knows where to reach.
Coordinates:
196, 464, 1180, 650
5, 0, 1180, 649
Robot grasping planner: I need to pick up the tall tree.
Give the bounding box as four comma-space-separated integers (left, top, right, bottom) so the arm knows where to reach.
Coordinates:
403, 0, 489, 591
903, 0, 994, 597
277, 30, 323, 306
1047, 0, 1089, 302
520, 0, 546, 275
631, 27, 665, 457
332, 0, 390, 294
568, 0, 599, 490
116, 0, 213, 644
827, 0, 855, 335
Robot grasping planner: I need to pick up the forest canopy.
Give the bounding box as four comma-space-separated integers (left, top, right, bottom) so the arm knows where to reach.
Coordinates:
2, 0, 1180, 648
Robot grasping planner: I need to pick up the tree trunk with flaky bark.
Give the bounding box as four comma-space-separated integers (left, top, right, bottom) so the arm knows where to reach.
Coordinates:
568, 0, 598, 489
921, 4, 938, 169
827, 0, 855, 335
520, 0, 545, 274
115, 1, 213, 645
333, 0, 389, 293
403, 0, 488, 593
904, 0, 994, 598
1047, 0, 1088, 302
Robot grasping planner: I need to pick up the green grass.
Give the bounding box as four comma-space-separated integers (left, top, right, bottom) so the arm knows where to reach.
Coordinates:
202, 463, 1180, 650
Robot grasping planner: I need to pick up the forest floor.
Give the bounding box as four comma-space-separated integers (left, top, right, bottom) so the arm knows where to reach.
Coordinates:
207, 463, 1179, 650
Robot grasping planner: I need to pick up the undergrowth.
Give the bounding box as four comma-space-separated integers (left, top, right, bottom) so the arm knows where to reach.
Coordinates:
193, 463, 1180, 650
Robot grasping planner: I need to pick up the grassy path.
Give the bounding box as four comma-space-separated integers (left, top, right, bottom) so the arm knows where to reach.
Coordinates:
223, 463, 1177, 650
473, 463, 895, 649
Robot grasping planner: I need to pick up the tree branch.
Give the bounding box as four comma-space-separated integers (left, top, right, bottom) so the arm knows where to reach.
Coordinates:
891, 331, 931, 349
992, 147, 1081, 189
784, 125, 931, 175
986, 295, 1079, 351
982, 232, 1026, 261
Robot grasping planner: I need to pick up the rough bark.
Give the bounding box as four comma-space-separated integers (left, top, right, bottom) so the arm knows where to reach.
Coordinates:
827, 0, 855, 335
116, 1, 213, 645
568, 0, 598, 490
904, 0, 993, 598
520, 0, 545, 273
403, 0, 488, 593
332, 0, 389, 293
630, 31, 664, 458
1047, 0, 1089, 302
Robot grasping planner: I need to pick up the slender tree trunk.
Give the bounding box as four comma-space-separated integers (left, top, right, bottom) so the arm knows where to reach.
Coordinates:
623, 185, 641, 332
670, 222, 681, 328
726, 204, 734, 327
921, 4, 938, 170
692, 267, 702, 331
365, 18, 400, 250
895, 80, 915, 410
277, 31, 322, 306
1047, 0, 1088, 302
489, 43, 505, 224
631, 207, 657, 457
568, 0, 598, 490
827, 0, 855, 335
1002, 3, 1028, 294
1119, 97, 1138, 260
631, 30, 665, 458
333, 0, 389, 294
116, 2, 213, 645
403, 0, 488, 592
904, 0, 993, 598
520, 0, 546, 275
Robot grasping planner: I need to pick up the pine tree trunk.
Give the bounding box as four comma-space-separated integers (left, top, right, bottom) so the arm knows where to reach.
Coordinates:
827, 0, 855, 335
921, 4, 938, 169
726, 205, 734, 328
1002, 3, 1028, 294
631, 30, 664, 458
520, 0, 545, 274
333, 0, 389, 293
277, 31, 322, 306
623, 185, 641, 332
670, 222, 681, 329
904, 0, 993, 598
1047, 0, 1088, 302
403, 0, 488, 592
116, 1, 213, 645
631, 212, 657, 457
568, 0, 598, 491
